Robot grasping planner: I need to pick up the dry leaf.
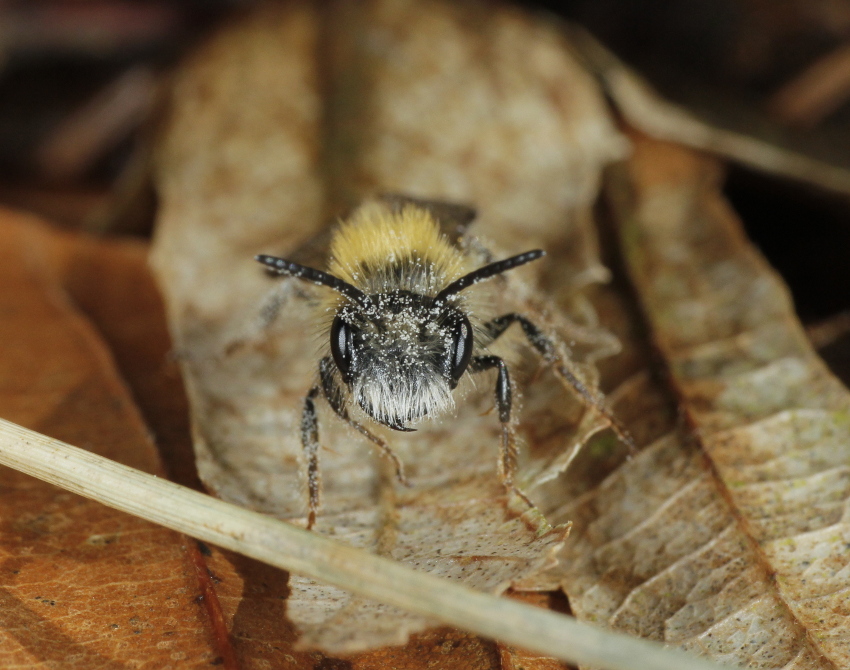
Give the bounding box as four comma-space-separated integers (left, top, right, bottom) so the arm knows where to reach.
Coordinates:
0, 209, 226, 667
621, 134, 850, 666
150, 0, 627, 653
540, 132, 850, 669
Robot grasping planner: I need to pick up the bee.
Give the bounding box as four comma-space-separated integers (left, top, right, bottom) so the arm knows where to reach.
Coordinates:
256, 196, 632, 528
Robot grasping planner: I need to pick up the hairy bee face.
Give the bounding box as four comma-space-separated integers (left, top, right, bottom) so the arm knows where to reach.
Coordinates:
330, 291, 473, 431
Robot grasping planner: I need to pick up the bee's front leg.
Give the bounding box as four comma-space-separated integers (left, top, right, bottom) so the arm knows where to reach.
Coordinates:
318, 357, 409, 487
483, 313, 636, 454
301, 385, 322, 530
470, 355, 533, 508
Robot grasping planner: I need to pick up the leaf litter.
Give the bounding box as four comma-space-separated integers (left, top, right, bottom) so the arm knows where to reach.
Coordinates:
150, 0, 850, 663
150, 0, 628, 653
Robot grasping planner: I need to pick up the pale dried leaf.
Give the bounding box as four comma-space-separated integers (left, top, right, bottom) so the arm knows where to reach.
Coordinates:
150, 0, 627, 653
618, 136, 850, 668
543, 134, 848, 669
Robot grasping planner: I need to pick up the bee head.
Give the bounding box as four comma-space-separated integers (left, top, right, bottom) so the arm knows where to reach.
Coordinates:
255, 248, 545, 432
331, 292, 473, 431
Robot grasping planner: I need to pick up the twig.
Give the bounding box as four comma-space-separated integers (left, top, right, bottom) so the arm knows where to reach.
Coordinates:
768, 42, 850, 128
806, 309, 850, 349
0, 417, 737, 670
566, 25, 850, 196
35, 66, 159, 183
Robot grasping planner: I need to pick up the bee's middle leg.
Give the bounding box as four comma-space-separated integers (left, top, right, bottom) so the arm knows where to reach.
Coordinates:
301, 385, 321, 529
224, 280, 311, 356
483, 313, 636, 454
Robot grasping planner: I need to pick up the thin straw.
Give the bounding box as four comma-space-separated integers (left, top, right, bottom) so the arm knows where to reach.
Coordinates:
0, 417, 736, 670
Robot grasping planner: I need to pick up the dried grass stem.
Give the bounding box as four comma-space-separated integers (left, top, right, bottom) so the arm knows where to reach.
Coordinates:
0, 417, 734, 670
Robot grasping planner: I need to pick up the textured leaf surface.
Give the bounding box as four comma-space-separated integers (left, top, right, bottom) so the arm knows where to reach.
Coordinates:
620, 135, 850, 668
150, 0, 627, 653
541, 134, 850, 669
0, 209, 223, 668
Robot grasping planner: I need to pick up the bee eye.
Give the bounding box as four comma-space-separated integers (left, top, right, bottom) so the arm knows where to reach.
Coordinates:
448, 316, 473, 388
331, 316, 356, 383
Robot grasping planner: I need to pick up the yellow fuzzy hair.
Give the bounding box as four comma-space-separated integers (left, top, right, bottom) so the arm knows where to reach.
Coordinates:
327, 200, 469, 295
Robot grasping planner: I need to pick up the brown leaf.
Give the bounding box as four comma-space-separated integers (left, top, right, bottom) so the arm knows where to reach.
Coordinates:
150, 0, 627, 653
0, 208, 223, 667
544, 132, 850, 669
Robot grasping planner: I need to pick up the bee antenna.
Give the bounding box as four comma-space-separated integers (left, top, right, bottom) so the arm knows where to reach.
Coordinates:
434, 250, 545, 301
255, 254, 369, 306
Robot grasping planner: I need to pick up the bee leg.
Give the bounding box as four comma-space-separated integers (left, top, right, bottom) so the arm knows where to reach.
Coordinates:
223, 281, 310, 356
483, 313, 636, 454
302, 386, 321, 530
470, 355, 534, 508
318, 357, 410, 486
